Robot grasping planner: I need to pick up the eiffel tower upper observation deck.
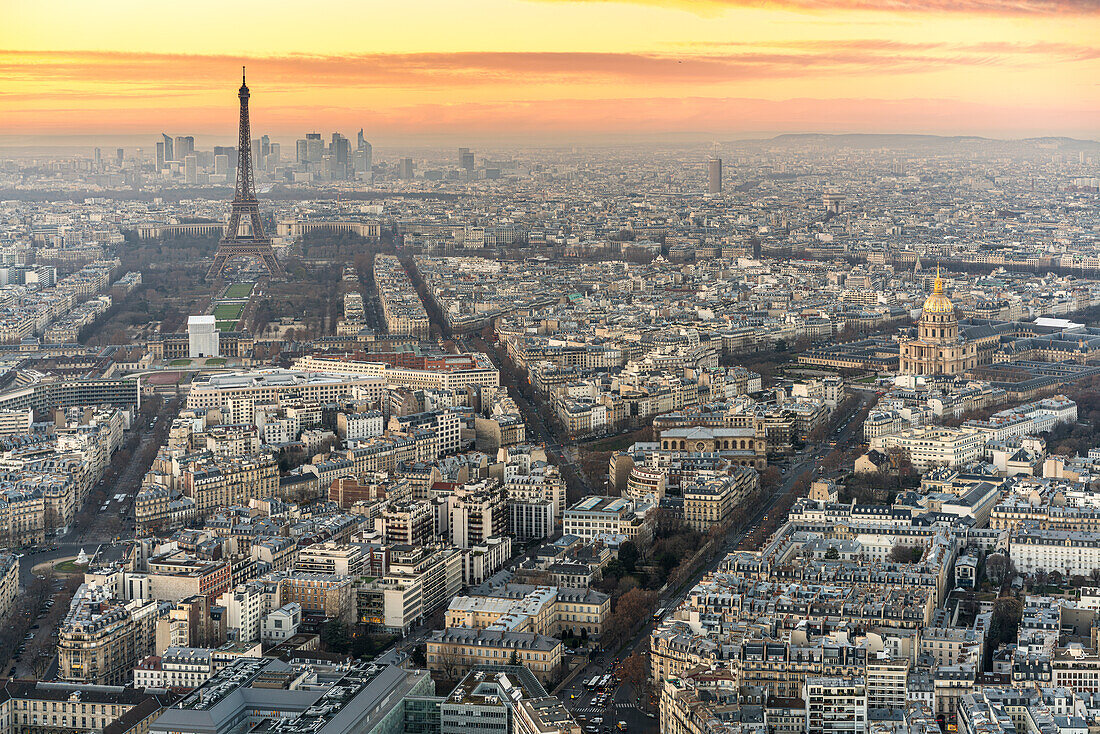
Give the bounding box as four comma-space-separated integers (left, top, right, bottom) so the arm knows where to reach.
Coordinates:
207, 68, 284, 280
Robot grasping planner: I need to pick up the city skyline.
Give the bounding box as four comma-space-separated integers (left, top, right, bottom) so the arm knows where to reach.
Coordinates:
2, 0, 1098, 142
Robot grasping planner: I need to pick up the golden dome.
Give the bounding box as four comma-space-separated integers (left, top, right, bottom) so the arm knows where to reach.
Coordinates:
922, 268, 954, 314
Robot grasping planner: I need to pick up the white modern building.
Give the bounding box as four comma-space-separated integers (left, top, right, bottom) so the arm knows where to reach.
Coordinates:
804, 676, 867, 734
187, 315, 219, 359
218, 581, 266, 643
262, 602, 302, 643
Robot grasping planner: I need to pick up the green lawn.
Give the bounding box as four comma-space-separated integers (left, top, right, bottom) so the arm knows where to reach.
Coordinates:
169, 358, 192, 366
212, 303, 244, 320
216, 321, 238, 332
205, 357, 227, 366
53, 560, 88, 575
225, 282, 254, 299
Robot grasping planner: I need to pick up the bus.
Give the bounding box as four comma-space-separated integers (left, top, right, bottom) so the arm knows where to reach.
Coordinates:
599, 675, 612, 690
585, 676, 600, 690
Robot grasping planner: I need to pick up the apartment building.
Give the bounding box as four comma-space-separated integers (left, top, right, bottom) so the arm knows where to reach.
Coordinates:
145, 551, 232, 602
0, 680, 175, 734
294, 542, 366, 576
58, 583, 160, 685
273, 573, 353, 624
379, 500, 435, 546
865, 656, 910, 710
262, 603, 302, 643
443, 666, 579, 734
186, 370, 385, 412
448, 479, 507, 549
389, 544, 464, 617
659, 666, 739, 734
873, 427, 985, 471
0, 554, 18, 622
563, 496, 656, 546
133, 642, 261, 689
445, 584, 610, 640
426, 628, 563, 685
180, 454, 278, 514
374, 254, 430, 337
217, 581, 266, 643
357, 543, 465, 635
1051, 645, 1100, 692
682, 468, 757, 532
804, 676, 867, 734
1009, 528, 1100, 578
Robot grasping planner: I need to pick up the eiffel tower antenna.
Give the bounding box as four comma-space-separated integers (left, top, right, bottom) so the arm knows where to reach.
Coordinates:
208, 68, 284, 280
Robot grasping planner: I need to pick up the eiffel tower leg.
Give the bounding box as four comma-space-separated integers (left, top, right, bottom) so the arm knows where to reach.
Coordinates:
261, 252, 283, 278
208, 251, 229, 281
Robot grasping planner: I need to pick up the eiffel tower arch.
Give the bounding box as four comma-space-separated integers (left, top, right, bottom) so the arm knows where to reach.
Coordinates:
208, 68, 285, 281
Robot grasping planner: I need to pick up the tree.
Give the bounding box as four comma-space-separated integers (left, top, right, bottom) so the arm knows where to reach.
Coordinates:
321, 620, 349, 653
824, 546, 840, 560
603, 588, 658, 648
29, 647, 54, 679
618, 542, 639, 574
889, 544, 923, 564
985, 554, 1010, 586
989, 596, 1023, 647
43, 506, 60, 538
760, 466, 781, 490
434, 646, 464, 681
619, 651, 651, 699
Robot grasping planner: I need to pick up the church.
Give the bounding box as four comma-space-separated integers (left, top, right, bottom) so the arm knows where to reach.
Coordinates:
899, 270, 979, 376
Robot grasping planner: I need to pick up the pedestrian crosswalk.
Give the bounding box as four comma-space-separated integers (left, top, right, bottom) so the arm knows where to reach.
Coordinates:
573, 703, 641, 715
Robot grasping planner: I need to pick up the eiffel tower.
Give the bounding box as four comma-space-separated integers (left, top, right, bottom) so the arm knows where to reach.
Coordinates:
208, 68, 284, 280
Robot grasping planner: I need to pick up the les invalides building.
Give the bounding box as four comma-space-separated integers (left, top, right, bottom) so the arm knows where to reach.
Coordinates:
900, 269, 979, 376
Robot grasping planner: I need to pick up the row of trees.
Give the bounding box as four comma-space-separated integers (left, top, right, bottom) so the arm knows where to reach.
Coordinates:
319, 620, 398, 660
0, 571, 81, 678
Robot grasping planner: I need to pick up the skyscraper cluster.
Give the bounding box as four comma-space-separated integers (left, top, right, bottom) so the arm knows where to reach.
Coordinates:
293, 129, 372, 181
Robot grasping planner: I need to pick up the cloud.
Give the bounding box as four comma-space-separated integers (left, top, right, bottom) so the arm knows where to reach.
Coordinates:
538, 0, 1100, 14
0, 42, 1092, 97
0, 46, 1095, 137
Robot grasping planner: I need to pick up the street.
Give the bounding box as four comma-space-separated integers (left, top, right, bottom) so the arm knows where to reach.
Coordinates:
5, 396, 178, 680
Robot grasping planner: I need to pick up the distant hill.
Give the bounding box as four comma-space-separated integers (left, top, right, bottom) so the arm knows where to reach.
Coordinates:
756, 133, 1100, 151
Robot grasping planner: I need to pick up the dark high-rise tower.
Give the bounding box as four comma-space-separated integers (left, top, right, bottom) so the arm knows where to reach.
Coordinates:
208, 68, 283, 280
708, 157, 722, 195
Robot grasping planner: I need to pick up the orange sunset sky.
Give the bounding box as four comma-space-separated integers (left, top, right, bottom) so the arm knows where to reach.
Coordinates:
2, 0, 1099, 143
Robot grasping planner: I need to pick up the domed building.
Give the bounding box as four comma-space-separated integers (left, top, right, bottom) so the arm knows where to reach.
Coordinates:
899, 269, 978, 376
